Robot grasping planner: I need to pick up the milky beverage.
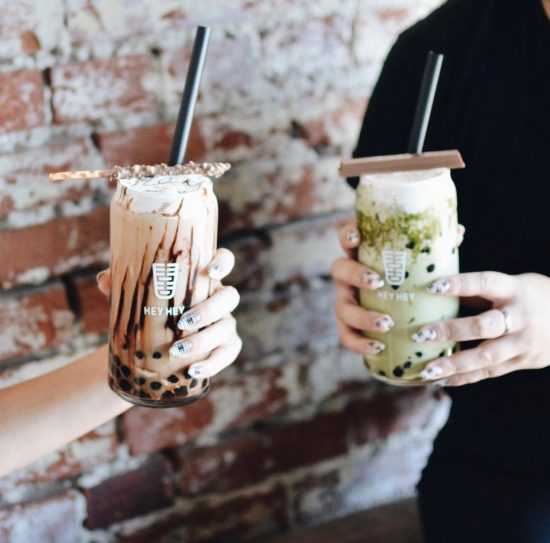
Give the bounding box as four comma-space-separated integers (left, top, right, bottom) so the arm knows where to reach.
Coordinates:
356, 168, 459, 385
108, 164, 224, 407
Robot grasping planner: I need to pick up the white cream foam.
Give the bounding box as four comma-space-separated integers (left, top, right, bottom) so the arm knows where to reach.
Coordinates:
119, 174, 209, 194
116, 175, 214, 214
358, 168, 456, 214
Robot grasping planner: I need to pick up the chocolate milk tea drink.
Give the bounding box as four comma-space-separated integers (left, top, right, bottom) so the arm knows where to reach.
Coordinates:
356, 168, 460, 385
108, 163, 226, 407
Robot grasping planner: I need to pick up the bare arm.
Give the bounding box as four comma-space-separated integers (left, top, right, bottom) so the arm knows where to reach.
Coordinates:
0, 345, 130, 478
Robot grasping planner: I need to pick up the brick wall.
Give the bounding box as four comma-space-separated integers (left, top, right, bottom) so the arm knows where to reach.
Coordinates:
0, 1, 447, 541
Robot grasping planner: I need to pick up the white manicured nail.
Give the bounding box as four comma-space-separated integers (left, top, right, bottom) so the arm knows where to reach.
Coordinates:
347, 230, 360, 244
188, 364, 206, 378
412, 328, 437, 343
178, 312, 200, 331
169, 340, 193, 357
363, 272, 384, 289
374, 315, 394, 332
420, 365, 444, 380
427, 279, 450, 294
367, 340, 385, 354
433, 379, 449, 388
208, 262, 224, 279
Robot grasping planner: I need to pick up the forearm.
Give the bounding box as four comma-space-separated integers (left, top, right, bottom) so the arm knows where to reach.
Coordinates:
0, 345, 130, 477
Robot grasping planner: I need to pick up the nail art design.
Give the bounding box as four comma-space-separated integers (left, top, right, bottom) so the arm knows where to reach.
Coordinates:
188, 364, 205, 378
169, 340, 193, 357
420, 365, 444, 380
367, 341, 385, 354
433, 379, 449, 388
347, 230, 360, 244
374, 315, 394, 332
208, 262, 224, 279
427, 279, 450, 294
363, 272, 384, 289
177, 312, 201, 331
411, 328, 437, 343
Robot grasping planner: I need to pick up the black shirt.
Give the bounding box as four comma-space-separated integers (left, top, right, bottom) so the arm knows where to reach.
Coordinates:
352, 0, 550, 444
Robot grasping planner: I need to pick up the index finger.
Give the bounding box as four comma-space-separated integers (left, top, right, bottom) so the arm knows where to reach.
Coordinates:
338, 223, 360, 258
428, 272, 518, 303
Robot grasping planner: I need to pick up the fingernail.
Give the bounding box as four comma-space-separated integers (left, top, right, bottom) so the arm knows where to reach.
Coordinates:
169, 340, 193, 357
347, 230, 360, 244
374, 315, 394, 332
433, 379, 449, 388
420, 365, 444, 380
96, 270, 107, 282
208, 262, 224, 279
367, 341, 385, 354
427, 279, 450, 294
363, 272, 384, 289
178, 311, 200, 331
187, 364, 206, 378
412, 328, 437, 343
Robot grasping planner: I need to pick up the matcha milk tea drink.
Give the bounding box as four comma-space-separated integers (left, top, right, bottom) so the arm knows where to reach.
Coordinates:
108, 163, 226, 407
356, 168, 459, 385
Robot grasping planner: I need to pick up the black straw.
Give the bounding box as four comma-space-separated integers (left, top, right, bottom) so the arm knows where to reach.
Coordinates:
407, 51, 444, 154
168, 26, 211, 166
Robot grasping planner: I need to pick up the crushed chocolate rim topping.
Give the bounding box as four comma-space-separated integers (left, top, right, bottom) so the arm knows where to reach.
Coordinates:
48, 161, 231, 182
109, 162, 231, 181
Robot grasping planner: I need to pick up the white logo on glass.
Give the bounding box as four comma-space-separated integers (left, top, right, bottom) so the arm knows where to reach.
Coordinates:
152, 263, 179, 300
382, 250, 408, 286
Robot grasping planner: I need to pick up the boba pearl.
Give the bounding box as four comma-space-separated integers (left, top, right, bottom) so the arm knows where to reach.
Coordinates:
416, 352, 423, 358
135, 351, 144, 359
175, 386, 188, 396
120, 365, 131, 377
150, 381, 162, 391
152, 351, 162, 359
162, 391, 175, 399
114, 355, 121, 366
167, 375, 179, 383
135, 377, 146, 386
404, 361, 412, 369
393, 367, 405, 378
201, 379, 208, 389
190, 379, 198, 388
119, 379, 132, 391
391, 285, 399, 290
427, 264, 435, 272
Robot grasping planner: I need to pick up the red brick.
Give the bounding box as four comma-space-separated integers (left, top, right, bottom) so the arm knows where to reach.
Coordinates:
0, 283, 75, 364
120, 484, 289, 543
0, 1, 64, 57
66, 1, 190, 45
50, 55, 154, 124
176, 412, 348, 496
290, 92, 367, 149
83, 454, 175, 529
216, 151, 354, 237
70, 272, 109, 336
0, 138, 107, 223
0, 423, 117, 502
290, 469, 345, 525
95, 122, 206, 167
0, 206, 109, 288
0, 70, 44, 134
347, 389, 439, 446
0, 491, 84, 543
226, 212, 353, 292
123, 365, 292, 455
